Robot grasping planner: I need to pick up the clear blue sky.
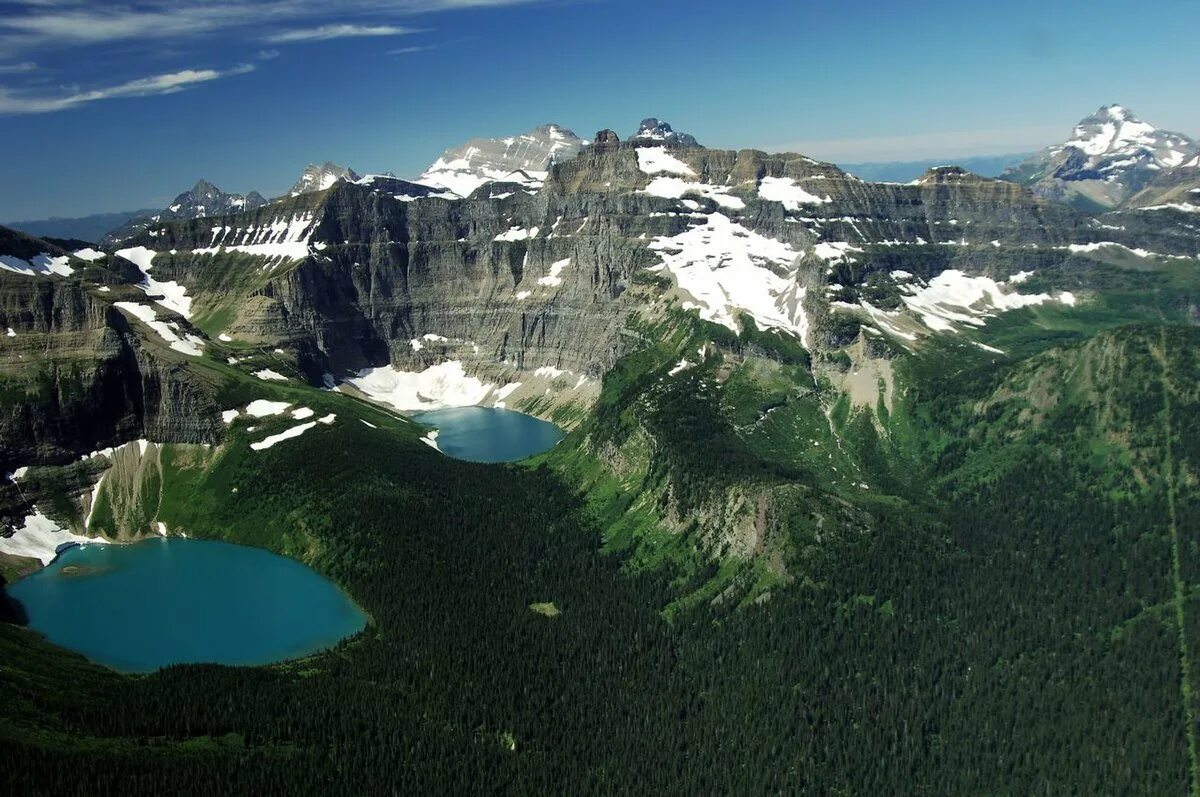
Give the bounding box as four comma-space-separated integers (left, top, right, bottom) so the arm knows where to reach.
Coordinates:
1, 0, 1198, 220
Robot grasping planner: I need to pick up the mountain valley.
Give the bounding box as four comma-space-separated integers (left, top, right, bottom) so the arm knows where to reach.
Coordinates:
4, 107, 1200, 794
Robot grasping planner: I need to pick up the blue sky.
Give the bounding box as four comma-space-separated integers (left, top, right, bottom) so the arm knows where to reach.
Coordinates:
1, 0, 1198, 220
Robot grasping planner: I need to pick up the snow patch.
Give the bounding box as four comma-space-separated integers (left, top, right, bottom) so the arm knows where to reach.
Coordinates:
253, 369, 288, 381
668, 359, 693, 376
641, 176, 745, 210
0, 253, 74, 278
346, 361, 505, 411
250, 421, 318, 451
0, 509, 98, 566
115, 246, 193, 318
245, 399, 291, 417
899, 270, 1065, 332
758, 176, 832, 209
647, 213, 808, 344
636, 146, 695, 177
114, 302, 204, 356
495, 226, 539, 242
73, 248, 106, 262
538, 258, 570, 287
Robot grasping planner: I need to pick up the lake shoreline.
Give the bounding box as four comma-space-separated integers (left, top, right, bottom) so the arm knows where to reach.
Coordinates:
7, 538, 368, 674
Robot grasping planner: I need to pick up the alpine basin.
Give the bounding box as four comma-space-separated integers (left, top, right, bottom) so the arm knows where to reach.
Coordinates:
412, 407, 564, 463
7, 538, 366, 672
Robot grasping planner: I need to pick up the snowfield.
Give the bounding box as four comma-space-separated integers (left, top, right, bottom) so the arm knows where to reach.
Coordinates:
898, 270, 1068, 332
647, 212, 809, 344
757, 177, 832, 209
345, 361, 511, 412
0, 509, 100, 566
114, 302, 204, 356
0, 252, 74, 278
115, 246, 193, 318
636, 146, 695, 176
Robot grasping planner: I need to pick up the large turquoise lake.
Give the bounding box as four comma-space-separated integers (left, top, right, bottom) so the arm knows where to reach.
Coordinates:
7, 539, 366, 673
413, 406, 564, 463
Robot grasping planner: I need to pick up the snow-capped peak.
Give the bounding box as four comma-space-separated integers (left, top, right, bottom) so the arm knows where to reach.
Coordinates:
418, 124, 585, 198
289, 162, 361, 197
1003, 104, 1200, 209
631, 118, 700, 147
1049, 105, 1196, 168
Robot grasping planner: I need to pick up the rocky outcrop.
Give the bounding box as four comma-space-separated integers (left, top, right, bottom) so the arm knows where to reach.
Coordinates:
0, 230, 224, 477
0, 280, 224, 472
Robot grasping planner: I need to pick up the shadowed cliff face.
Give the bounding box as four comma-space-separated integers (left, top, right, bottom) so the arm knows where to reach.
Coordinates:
0, 271, 224, 475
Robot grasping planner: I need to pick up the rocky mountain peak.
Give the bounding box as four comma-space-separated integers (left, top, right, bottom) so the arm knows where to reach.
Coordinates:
593, 129, 621, 147
189, 179, 221, 197
418, 123, 585, 198
289, 162, 361, 197
100, 180, 268, 247
631, 118, 700, 147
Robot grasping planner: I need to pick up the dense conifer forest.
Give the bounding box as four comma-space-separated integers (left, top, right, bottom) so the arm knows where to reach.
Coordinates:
2, 321, 1199, 794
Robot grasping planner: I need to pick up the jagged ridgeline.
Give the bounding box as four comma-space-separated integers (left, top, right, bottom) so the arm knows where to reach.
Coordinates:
4, 117, 1200, 794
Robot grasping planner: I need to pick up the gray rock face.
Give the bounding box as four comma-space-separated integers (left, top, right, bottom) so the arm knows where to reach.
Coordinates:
1001, 105, 1199, 210
102, 180, 267, 247
0, 248, 223, 476
289, 162, 361, 197
1125, 164, 1200, 209
113, 138, 1199, 396
631, 118, 700, 147
419, 124, 585, 198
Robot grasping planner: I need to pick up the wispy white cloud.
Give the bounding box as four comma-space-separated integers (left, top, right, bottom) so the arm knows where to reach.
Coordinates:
0, 61, 38, 74
0, 0, 545, 114
267, 23, 414, 44
0, 1, 541, 51
387, 44, 437, 55
0, 64, 254, 115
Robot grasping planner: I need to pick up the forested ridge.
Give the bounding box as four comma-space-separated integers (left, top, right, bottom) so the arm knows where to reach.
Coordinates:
4, 321, 1200, 795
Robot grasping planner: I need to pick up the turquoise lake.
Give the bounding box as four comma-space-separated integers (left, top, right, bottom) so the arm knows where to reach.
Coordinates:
413, 406, 564, 463
7, 539, 366, 673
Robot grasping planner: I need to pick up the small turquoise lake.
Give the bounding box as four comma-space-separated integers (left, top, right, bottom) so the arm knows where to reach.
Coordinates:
7, 539, 366, 673
413, 406, 564, 463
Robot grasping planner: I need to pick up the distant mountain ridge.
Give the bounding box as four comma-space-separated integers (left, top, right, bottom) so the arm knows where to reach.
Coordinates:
839, 153, 1030, 183
5, 209, 161, 244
